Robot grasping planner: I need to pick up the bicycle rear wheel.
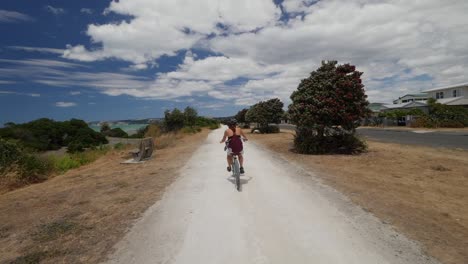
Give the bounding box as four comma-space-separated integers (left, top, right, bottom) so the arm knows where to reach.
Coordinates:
233, 157, 241, 191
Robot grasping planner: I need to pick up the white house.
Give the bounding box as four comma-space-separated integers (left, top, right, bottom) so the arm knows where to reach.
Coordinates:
382, 101, 429, 113
392, 93, 428, 104
423, 82, 468, 107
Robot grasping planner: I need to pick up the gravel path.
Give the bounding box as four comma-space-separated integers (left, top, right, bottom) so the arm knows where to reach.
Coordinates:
104, 128, 439, 264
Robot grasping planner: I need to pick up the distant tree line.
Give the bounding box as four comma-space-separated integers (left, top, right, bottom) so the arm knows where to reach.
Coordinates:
0, 118, 108, 153
163, 106, 220, 133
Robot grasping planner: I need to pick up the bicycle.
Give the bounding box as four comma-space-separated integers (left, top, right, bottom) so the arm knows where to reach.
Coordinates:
224, 139, 246, 192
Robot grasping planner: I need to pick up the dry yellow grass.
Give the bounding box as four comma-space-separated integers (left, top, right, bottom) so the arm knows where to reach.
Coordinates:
0, 130, 210, 263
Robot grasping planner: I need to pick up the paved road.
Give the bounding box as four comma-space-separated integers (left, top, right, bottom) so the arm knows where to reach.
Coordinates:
105, 128, 437, 264
279, 124, 468, 150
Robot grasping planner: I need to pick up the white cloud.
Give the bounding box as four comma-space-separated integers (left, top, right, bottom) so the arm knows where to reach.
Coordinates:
64, 0, 280, 64
8, 46, 65, 55
0, 90, 40, 97
70, 91, 81, 95
55, 102, 76, 107
0, 10, 33, 23
37, 1, 468, 105
45, 5, 66, 15
80, 8, 93, 15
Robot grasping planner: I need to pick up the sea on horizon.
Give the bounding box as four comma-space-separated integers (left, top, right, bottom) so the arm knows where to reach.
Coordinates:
89, 124, 148, 135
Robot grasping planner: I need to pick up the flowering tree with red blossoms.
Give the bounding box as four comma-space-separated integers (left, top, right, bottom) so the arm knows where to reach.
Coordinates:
288, 61, 370, 154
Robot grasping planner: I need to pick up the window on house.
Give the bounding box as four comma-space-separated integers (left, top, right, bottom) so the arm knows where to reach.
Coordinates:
436, 92, 444, 99
453, 90, 457, 97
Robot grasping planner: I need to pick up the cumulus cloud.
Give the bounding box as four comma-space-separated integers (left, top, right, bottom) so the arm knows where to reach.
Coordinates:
55, 102, 76, 107
45, 5, 66, 15
64, 0, 280, 64
0, 10, 33, 23
54, 0, 468, 104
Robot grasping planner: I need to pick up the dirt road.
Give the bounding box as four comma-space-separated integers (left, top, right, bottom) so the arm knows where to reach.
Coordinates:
105, 128, 439, 264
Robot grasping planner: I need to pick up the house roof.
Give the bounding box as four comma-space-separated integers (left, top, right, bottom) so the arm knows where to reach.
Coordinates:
368, 103, 387, 112
423, 82, 468, 92
436, 96, 468, 106
400, 93, 428, 98
383, 101, 427, 109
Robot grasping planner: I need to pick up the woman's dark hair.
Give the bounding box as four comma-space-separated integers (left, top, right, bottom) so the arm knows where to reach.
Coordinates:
228, 118, 237, 127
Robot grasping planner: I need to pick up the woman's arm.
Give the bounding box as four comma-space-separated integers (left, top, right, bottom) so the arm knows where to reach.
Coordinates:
239, 127, 248, 141
220, 130, 227, 143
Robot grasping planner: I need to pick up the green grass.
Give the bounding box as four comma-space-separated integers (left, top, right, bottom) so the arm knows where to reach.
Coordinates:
51, 146, 110, 174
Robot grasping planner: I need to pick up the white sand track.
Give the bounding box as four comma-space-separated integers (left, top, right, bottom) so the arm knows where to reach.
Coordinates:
105, 128, 439, 264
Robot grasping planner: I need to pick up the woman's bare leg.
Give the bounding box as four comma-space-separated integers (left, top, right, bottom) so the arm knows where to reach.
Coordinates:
239, 154, 244, 167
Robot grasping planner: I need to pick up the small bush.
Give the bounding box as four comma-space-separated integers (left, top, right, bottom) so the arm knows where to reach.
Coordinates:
103, 128, 128, 138
52, 155, 81, 173
208, 123, 220, 130
294, 128, 367, 154
1, 139, 52, 184
114, 142, 125, 150
0, 139, 23, 173
250, 125, 279, 134
144, 124, 162, 138
181, 126, 202, 134
67, 141, 85, 153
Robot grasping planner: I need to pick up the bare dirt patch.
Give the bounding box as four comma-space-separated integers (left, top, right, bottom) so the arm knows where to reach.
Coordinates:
0, 130, 210, 264
247, 130, 468, 264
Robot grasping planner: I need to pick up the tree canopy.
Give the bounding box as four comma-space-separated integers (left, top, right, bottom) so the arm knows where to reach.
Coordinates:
288, 61, 369, 154
245, 98, 284, 132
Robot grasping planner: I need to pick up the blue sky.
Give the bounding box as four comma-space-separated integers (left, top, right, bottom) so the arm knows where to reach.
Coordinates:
1, 0, 467, 125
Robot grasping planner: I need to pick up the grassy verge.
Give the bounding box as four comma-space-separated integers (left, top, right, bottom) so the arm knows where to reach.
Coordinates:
0, 129, 210, 263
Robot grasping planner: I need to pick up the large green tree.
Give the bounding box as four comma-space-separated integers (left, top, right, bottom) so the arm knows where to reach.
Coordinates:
246, 98, 284, 133
184, 106, 198, 127
163, 108, 185, 131
288, 61, 370, 154
235, 108, 249, 124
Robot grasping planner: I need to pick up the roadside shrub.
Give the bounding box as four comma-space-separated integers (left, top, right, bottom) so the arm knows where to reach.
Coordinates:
103, 128, 128, 138
52, 155, 81, 173
143, 124, 162, 138
208, 123, 220, 130
0, 139, 23, 173
251, 125, 279, 134
16, 155, 52, 183
52, 146, 110, 174
181, 126, 202, 134
410, 116, 436, 128
245, 98, 284, 133
294, 127, 367, 154
67, 141, 85, 153
114, 142, 125, 150
438, 120, 464, 128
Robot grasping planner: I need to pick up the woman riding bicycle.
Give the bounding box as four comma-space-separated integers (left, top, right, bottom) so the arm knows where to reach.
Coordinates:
219, 119, 248, 174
